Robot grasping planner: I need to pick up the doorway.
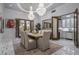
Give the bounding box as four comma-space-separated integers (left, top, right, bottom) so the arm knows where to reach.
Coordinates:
51, 8, 79, 47
59, 13, 74, 40
15, 18, 34, 37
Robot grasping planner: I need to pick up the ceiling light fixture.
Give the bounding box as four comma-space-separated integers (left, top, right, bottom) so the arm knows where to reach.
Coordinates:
28, 6, 35, 20
17, 3, 53, 20
36, 3, 46, 16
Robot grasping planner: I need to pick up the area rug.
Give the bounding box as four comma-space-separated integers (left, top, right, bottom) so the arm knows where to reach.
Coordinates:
14, 43, 63, 55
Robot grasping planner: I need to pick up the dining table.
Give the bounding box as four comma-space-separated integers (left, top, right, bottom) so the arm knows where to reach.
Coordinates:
28, 32, 43, 38
27, 32, 43, 48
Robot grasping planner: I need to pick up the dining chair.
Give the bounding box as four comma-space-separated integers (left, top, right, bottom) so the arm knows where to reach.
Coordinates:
24, 31, 36, 50
20, 30, 25, 46
37, 31, 51, 51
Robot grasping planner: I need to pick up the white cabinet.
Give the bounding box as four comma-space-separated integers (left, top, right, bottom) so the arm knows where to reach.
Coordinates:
60, 31, 74, 39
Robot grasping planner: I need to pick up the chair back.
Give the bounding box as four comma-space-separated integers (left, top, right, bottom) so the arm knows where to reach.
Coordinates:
41, 31, 51, 50
24, 31, 29, 48
20, 30, 25, 45
43, 31, 51, 40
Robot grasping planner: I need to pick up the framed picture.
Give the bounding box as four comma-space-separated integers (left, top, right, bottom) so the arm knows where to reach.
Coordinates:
6, 19, 15, 28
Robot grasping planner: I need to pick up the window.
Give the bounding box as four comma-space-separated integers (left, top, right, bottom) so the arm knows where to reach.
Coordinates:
62, 19, 66, 28
61, 17, 74, 28
60, 14, 74, 31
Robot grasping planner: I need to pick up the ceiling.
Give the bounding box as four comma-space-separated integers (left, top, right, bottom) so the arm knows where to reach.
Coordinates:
4, 3, 65, 13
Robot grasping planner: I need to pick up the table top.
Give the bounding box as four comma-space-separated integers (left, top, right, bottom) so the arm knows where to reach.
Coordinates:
28, 32, 43, 38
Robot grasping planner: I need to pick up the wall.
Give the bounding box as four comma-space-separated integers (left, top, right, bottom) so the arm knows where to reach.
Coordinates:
40, 3, 79, 29
0, 4, 4, 33
3, 8, 41, 36
41, 3, 79, 20
4, 8, 40, 27
0, 3, 4, 17
4, 8, 28, 19
41, 3, 79, 47
3, 3, 79, 32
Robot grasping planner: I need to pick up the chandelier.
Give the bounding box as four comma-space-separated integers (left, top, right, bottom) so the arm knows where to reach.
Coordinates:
36, 3, 46, 16
28, 6, 35, 20
17, 3, 52, 20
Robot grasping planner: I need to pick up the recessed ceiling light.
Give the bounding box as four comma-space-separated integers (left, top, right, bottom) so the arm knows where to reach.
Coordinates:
9, 4, 13, 7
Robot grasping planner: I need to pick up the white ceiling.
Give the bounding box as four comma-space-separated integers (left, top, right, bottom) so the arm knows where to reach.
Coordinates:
4, 3, 65, 13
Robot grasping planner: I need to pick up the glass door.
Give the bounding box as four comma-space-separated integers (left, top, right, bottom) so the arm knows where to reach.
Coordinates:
15, 19, 34, 37
26, 21, 30, 31
19, 20, 25, 36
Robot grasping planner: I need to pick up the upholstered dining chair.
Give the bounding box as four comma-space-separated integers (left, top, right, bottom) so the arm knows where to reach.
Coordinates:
23, 31, 36, 50
37, 31, 51, 51
20, 30, 25, 46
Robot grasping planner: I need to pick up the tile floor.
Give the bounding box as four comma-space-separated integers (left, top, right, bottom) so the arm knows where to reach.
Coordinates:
0, 29, 15, 55
13, 38, 79, 55
0, 40, 14, 55
51, 39, 75, 55
0, 29, 79, 55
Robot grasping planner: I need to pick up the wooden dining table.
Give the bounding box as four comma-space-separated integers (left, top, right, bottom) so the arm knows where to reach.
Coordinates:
27, 32, 43, 48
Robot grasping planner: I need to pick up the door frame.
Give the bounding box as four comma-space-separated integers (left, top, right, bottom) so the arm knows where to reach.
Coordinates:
74, 8, 79, 47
